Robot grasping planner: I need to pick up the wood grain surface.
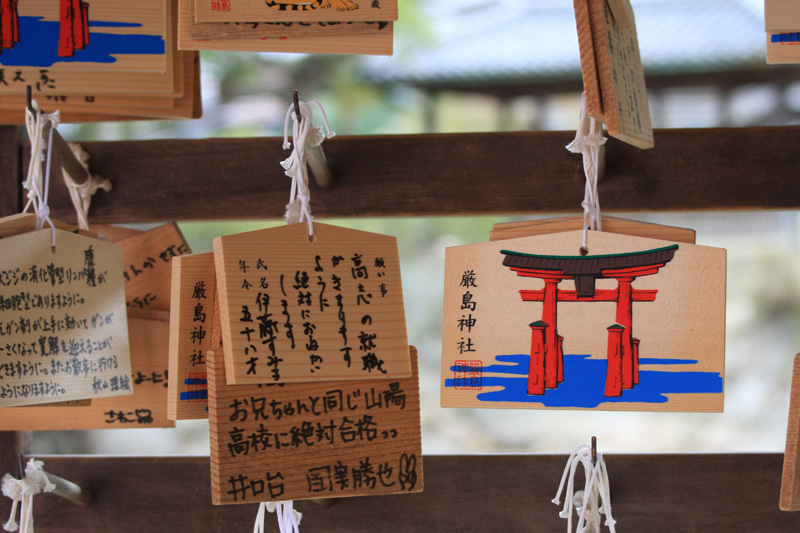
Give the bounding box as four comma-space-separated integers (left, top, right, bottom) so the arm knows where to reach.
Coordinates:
0, 454, 796, 531
7, 127, 800, 223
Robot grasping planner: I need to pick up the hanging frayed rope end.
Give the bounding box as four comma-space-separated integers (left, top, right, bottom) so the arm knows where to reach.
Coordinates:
254, 501, 302, 533
553, 443, 616, 533
64, 142, 111, 232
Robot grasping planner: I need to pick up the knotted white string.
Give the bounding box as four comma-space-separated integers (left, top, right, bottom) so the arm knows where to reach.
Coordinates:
567, 92, 606, 254
63, 142, 111, 231
253, 501, 301, 533
2, 459, 56, 533
281, 99, 335, 238
552, 444, 616, 533
23, 102, 58, 247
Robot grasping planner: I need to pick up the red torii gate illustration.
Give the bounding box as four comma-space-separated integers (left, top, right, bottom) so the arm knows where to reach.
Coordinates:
0, 1, 91, 56
500, 244, 678, 397
59, 0, 91, 57
0, 0, 20, 52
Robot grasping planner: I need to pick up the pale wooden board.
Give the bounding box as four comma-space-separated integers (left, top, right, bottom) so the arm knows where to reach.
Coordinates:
0, 1, 181, 97
606, 0, 634, 30
0, 311, 174, 429
0, 51, 201, 121
118, 222, 191, 312
0, 228, 133, 406
26, 399, 90, 407
767, 32, 800, 64
213, 222, 411, 385
441, 229, 726, 412
587, 0, 653, 149
782, 353, 800, 511
190, 19, 391, 39
167, 252, 217, 420
574, 0, 604, 118
0, 93, 178, 111
208, 346, 422, 505
0, 109, 169, 124
90, 225, 145, 243
193, 0, 397, 23
13, 0, 168, 73
490, 216, 696, 244
766, 0, 800, 31
0, 213, 96, 239
210, 289, 222, 349
180, 0, 392, 55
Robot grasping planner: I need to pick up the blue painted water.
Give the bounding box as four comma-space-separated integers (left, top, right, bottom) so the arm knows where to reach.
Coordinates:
0, 17, 164, 67
445, 353, 723, 408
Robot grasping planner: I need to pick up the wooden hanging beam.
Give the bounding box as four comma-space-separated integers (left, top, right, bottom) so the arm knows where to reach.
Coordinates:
1, 454, 796, 531
0, 126, 19, 217
5, 125, 800, 222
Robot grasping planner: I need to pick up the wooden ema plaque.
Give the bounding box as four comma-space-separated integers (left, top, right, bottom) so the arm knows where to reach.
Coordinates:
0, 310, 174, 429
213, 222, 411, 385
117, 222, 191, 312
11, 0, 168, 73
190, 19, 391, 39
766, 0, 800, 31
179, 0, 392, 56
490, 215, 696, 244
441, 229, 726, 412
193, 0, 398, 24
0, 212, 94, 239
167, 252, 217, 420
574, 0, 654, 149
208, 347, 422, 505
781, 353, 800, 511
0, 228, 132, 406
767, 33, 800, 65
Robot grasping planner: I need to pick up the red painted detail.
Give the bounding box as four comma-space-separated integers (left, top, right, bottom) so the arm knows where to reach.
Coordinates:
11, 0, 18, 44
510, 268, 568, 280
1, 0, 12, 49
73, 0, 85, 50
519, 288, 658, 302
81, 3, 90, 46
617, 279, 634, 389
542, 279, 559, 388
605, 325, 624, 397
58, 0, 76, 57
632, 338, 640, 385
557, 335, 564, 383
527, 323, 547, 395
602, 264, 665, 277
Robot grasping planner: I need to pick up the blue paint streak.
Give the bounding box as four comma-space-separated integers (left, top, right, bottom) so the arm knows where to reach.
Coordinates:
639, 358, 699, 365
88, 21, 142, 28
179, 390, 208, 401
773, 33, 800, 43
445, 353, 722, 408
184, 378, 207, 385
0, 17, 164, 67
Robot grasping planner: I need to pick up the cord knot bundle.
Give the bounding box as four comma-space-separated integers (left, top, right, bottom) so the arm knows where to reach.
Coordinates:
2, 459, 56, 533
253, 501, 302, 533
63, 142, 112, 231
23, 101, 59, 246
552, 444, 616, 533
566, 92, 607, 254
281, 99, 335, 237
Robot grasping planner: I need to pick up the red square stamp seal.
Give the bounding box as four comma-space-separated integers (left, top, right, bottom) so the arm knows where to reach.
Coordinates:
211, 0, 230, 12
186, 372, 208, 402
454, 360, 482, 390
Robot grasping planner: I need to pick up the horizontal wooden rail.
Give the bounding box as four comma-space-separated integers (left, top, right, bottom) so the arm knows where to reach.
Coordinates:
0, 453, 794, 531
4, 126, 799, 223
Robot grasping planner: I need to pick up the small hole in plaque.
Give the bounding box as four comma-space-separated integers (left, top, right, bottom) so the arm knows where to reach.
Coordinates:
308, 234, 316, 244
579, 246, 588, 256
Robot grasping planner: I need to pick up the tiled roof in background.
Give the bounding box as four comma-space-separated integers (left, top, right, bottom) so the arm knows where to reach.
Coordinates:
365, 0, 766, 86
